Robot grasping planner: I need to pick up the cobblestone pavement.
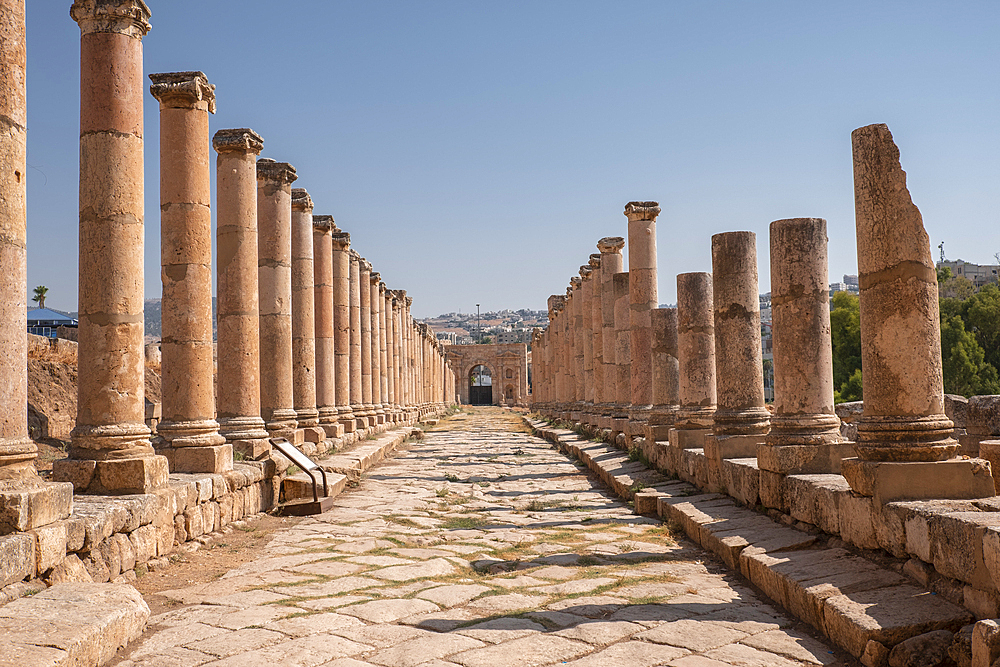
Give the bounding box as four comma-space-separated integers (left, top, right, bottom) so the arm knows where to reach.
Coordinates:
114, 408, 852, 667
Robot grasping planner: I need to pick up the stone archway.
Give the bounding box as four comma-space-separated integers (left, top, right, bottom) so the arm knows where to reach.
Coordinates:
469, 364, 493, 405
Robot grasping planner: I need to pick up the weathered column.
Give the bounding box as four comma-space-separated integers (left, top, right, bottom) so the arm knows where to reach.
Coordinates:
546, 296, 564, 415
149, 71, 229, 473
384, 286, 396, 421
349, 251, 364, 429
290, 188, 322, 443
358, 258, 374, 426
669, 273, 716, 451
612, 272, 631, 438
405, 296, 416, 417
379, 282, 390, 421
392, 292, 404, 418
704, 232, 770, 471
645, 307, 680, 444
598, 237, 625, 428
331, 232, 355, 433
580, 265, 595, 422
625, 202, 660, 435
313, 215, 341, 437
0, 0, 72, 526
256, 158, 298, 439
370, 271, 385, 425
562, 286, 574, 421
211, 129, 269, 458
55, 0, 169, 493
590, 254, 604, 425
759, 218, 854, 476
571, 276, 584, 421
842, 124, 993, 502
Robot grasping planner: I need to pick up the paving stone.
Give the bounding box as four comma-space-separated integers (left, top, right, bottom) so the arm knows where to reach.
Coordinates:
339, 598, 440, 623
367, 558, 455, 581
286, 561, 365, 577
637, 618, 749, 651
450, 633, 590, 667
184, 627, 285, 657
739, 628, 841, 665
704, 642, 806, 667
466, 593, 550, 614
529, 577, 617, 595
368, 632, 486, 667
554, 619, 646, 645
331, 622, 432, 648
415, 584, 490, 607
195, 634, 372, 666
455, 616, 547, 643
262, 612, 366, 637
530, 565, 578, 580
271, 576, 384, 597
561, 639, 690, 666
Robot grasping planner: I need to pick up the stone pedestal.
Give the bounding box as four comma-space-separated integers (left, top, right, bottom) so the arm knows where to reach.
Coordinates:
626, 202, 660, 430
598, 237, 624, 422
332, 232, 355, 432
645, 307, 679, 443
313, 215, 340, 437
706, 231, 769, 469
149, 71, 229, 474
0, 0, 73, 525
257, 158, 298, 438
844, 123, 989, 501
671, 272, 716, 450
290, 188, 320, 434
212, 129, 270, 459
55, 0, 169, 493
758, 218, 853, 474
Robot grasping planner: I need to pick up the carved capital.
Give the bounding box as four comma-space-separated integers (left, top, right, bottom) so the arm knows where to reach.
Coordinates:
71, 0, 150, 38
589, 253, 602, 269
579, 266, 593, 280
405, 296, 413, 306
624, 201, 661, 221
256, 158, 297, 185
149, 71, 215, 112
291, 188, 313, 213
313, 214, 335, 233
349, 249, 360, 262
358, 258, 372, 273
597, 236, 625, 254
370, 272, 380, 284
331, 231, 351, 249
379, 282, 387, 294
570, 277, 582, 289
212, 128, 263, 155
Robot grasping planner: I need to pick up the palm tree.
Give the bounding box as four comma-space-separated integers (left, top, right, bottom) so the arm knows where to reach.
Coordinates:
32, 285, 48, 309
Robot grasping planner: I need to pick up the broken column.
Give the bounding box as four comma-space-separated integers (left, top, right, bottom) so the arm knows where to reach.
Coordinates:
257, 158, 298, 439
669, 272, 716, 450
612, 272, 631, 437
149, 71, 229, 473
758, 218, 853, 475
598, 237, 625, 429
0, 0, 72, 526
645, 307, 680, 443
626, 202, 660, 436
841, 123, 994, 502
331, 232, 355, 433
212, 129, 270, 458
290, 188, 323, 444
55, 0, 169, 493
312, 215, 341, 438
704, 231, 770, 469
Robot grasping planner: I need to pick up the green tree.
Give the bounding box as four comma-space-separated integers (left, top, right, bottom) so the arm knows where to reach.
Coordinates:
962, 283, 1000, 372
31, 285, 48, 309
830, 291, 862, 401
940, 315, 1000, 396
834, 368, 864, 404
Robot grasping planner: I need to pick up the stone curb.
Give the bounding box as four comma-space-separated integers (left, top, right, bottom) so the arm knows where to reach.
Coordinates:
528, 419, 975, 664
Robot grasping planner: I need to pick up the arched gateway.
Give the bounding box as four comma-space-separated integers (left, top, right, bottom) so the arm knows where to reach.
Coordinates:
445, 343, 530, 406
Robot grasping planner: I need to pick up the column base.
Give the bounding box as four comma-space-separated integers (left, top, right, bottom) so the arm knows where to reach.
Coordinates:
266, 410, 298, 440
669, 427, 710, 450
232, 438, 271, 461
842, 457, 997, 504
302, 427, 326, 443
644, 423, 673, 443
322, 423, 346, 439
340, 417, 357, 433
295, 408, 320, 429
978, 441, 1000, 494
53, 454, 169, 494
218, 416, 270, 442
756, 442, 858, 475
162, 444, 233, 474
704, 433, 766, 464
0, 480, 74, 533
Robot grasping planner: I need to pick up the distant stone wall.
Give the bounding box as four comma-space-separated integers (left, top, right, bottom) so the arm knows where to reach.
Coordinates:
445, 343, 529, 406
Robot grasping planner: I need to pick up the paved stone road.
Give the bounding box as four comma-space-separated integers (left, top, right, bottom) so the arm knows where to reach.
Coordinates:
113, 408, 852, 667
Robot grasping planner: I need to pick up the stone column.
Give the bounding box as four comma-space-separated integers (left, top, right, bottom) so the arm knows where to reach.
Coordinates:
290, 188, 322, 443
384, 287, 396, 421
358, 258, 374, 426
149, 71, 229, 473
379, 282, 390, 422
645, 308, 680, 443
55, 0, 169, 493
312, 215, 341, 437
841, 123, 993, 502
704, 231, 770, 471
625, 202, 660, 434
590, 254, 604, 425
0, 0, 72, 527
580, 265, 595, 422
211, 129, 269, 458
405, 297, 416, 417
256, 158, 298, 439
392, 292, 404, 418
349, 251, 365, 429
598, 237, 625, 428
370, 271, 385, 425
759, 218, 853, 475
562, 287, 574, 421
669, 272, 716, 451
545, 296, 563, 415
612, 272, 631, 438
571, 276, 584, 421
331, 232, 355, 432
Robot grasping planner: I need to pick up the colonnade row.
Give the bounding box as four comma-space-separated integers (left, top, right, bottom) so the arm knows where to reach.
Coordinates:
0, 0, 454, 530
532, 124, 996, 504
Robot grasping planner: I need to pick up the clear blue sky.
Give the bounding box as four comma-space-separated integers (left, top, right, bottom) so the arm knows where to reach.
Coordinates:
24, 1, 1000, 318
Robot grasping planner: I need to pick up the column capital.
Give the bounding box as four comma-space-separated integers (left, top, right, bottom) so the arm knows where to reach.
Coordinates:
313, 214, 336, 233
149, 71, 215, 112
597, 236, 625, 254
213, 128, 263, 155
579, 266, 593, 281
370, 272, 381, 284
291, 188, 314, 213
359, 258, 372, 273
349, 249, 360, 263
379, 282, 387, 295
589, 253, 602, 269
405, 296, 414, 307
257, 158, 297, 185
332, 231, 351, 248
570, 276, 582, 290
624, 201, 661, 221
71, 0, 150, 38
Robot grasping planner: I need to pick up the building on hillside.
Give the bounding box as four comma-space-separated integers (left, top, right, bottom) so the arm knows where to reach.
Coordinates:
938, 260, 1000, 288
445, 343, 529, 407
27, 308, 77, 339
